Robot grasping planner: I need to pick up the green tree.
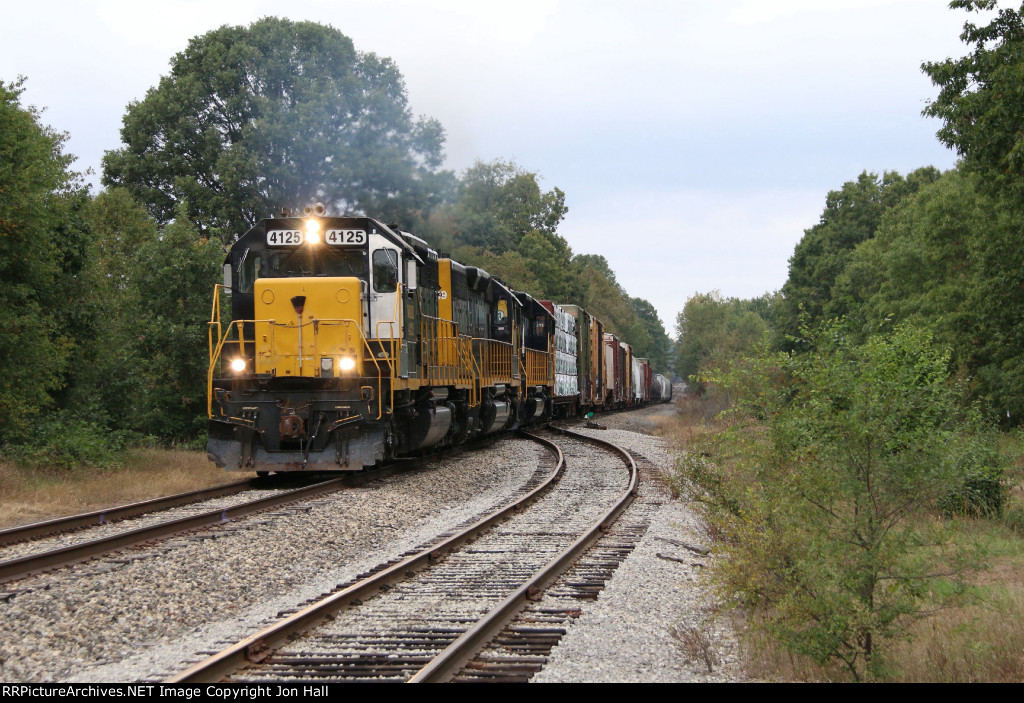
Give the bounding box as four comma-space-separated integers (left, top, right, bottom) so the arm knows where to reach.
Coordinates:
103, 17, 448, 242
573, 253, 618, 283
832, 165, 1024, 424
674, 291, 769, 389
923, 1, 1024, 199
0, 79, 87, 441
130, 203, 224, 439
516, 229, 579, 302
59, 189, 161, 431
963, 203, 1024, 423
835, 169, 984, 359
631, 297, 671, 373
922, 2, 1024, 424
779, 168, 940, 343
572, 257, 649, 354
447, 159, 567, 254
688, 323, 984, 680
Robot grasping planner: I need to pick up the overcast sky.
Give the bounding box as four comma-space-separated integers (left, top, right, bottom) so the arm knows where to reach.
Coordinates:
2, 0, 994, 335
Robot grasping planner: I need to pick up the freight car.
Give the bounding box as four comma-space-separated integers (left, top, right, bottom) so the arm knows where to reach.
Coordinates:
651, 374, 673, 403
206, 211, 667, 473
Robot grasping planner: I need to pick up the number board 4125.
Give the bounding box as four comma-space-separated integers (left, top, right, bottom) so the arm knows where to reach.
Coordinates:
326, 229, 367, 245
266, 230, 302, 246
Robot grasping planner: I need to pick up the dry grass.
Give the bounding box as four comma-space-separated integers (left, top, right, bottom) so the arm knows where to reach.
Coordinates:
738, 574, 1024, 683
0, 447, 253, 529
671, 616, 722, 673
657, 390, 1024, 682
651, 390, 730, 446
891, 585, 1024, 681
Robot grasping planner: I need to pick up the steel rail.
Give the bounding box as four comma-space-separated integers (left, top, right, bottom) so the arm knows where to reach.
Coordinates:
0, 479, 260, 547
0, 456, 444, 586
165, 431, 565, 684
406, 426, 638, 683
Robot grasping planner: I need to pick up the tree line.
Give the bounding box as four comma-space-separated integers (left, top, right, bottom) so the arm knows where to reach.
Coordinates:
672, 0, 1024, 680
677, 1, 1024, 426
0, 18, 669, 467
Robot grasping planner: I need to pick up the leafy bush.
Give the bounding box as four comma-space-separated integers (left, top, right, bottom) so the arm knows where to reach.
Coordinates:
2, 414, 129, 470
938, 433, 1006, 517
685, 322, 987, 681
942, 466, 1006, 517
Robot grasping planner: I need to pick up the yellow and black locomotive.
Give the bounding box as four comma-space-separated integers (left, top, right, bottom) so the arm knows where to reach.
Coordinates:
206, 209, 669, 473
207, 211, 554, 472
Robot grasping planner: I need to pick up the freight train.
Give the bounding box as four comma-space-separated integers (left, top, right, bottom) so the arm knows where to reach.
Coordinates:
206, 210, 672, 473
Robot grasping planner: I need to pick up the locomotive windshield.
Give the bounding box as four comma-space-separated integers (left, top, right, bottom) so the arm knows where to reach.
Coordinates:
240, 247, 365, 283
268, 248, 366, 278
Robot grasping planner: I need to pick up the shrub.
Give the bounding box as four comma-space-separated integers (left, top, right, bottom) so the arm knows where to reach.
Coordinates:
942, 466, 1006, 517
2, 414, 128, 470
685, 322, 986, 681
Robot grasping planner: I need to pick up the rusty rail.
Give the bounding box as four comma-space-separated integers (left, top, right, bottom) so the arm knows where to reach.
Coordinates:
166, 431, 565, 684
407, 426, 637, 682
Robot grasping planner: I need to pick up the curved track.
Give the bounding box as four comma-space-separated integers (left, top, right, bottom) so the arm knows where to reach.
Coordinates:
167, 427, 639, 683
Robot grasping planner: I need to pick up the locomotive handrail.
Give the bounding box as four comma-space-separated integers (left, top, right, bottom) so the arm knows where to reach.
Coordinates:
461, 337, 481, 409
207, 283, 228, 369
471, 338, 517, 388
206, 284, 237, 417
207, 285, 222, 418
371, 281, 402, 416
207, 311, 393, 421
419, 314, 477, 400
523, 346, 554, 389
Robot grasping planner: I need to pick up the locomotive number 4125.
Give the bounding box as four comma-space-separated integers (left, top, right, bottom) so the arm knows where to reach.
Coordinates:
266, 229, 367, 246
326, 229, 367, 245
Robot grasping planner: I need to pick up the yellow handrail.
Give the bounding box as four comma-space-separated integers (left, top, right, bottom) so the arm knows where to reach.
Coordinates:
419, 314, 476, 391
208, 313, 394, 421
472, 338, 516, 388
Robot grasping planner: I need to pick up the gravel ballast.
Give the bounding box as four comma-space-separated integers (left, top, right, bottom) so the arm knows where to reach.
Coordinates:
2, 404, 746, 683
1, 439, 543, 682
533, 410, 745, 683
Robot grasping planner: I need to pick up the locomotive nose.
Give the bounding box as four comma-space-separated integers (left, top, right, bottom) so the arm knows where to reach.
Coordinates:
254, 278, 364, 378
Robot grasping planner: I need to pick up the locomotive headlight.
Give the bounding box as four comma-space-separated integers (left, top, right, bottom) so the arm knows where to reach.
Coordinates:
304, 219, 321, 244
339, 356, 357, 372
229, 358, 247, 373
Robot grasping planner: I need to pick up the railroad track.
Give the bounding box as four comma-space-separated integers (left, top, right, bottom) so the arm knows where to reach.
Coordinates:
0, 449, 479, 586
0, 478, 261, 547
167, 427, 645, 683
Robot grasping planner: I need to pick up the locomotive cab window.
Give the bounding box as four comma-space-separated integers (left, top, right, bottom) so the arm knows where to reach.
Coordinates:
237, 251, 261, 293
496, 299, 508, 323
372, 249, 399, 293
266, 249, 365, 278
534, 316, 547, 336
